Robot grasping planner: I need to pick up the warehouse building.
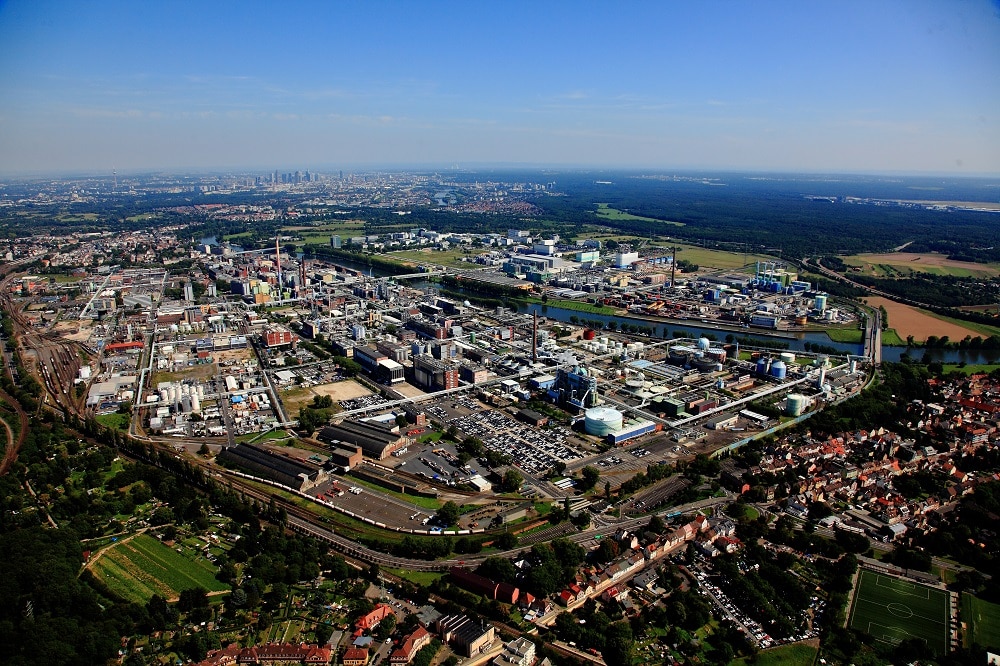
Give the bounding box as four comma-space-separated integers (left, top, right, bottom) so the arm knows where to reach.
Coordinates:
317, 420, 410, 460
218, 443, 326, 491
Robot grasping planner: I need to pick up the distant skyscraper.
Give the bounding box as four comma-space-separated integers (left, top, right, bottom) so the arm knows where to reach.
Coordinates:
339, 170, 344, 180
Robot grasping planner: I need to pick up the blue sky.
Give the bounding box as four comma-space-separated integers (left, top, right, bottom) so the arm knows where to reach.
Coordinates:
1, 0, 998, 174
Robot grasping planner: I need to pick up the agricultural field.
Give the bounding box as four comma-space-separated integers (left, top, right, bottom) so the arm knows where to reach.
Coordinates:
90, 533, 228, 604
842, 252, 1000, 278
848, 569, 950, 655
962, 593, 1000, 650
864, 297, 988, 343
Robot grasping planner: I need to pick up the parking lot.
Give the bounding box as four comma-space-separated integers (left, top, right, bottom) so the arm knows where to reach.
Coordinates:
450, 409, 585, 476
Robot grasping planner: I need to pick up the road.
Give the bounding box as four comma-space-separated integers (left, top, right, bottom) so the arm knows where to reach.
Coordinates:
284, 494, 732, 571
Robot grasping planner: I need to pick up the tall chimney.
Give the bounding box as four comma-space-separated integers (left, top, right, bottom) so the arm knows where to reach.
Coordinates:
671, 246, 676, 288
532, 311, 538, 362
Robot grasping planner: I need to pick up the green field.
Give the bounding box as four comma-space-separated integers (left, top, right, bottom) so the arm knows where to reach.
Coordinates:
96, 412, 131, 431
943, 364, 1000, 376
729, 642, 817, 666
91, 533, 228, 604
656, 242, 776, 271
594, 203, 685, 226
848, 569, 950, 655
962, 593, 1000, 650
826, 328, 864, 343
881, 329, 906, 346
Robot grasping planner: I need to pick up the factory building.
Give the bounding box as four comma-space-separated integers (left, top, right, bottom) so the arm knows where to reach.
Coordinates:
436, 615, 495, 658
550, 367, 599, 409
317, 420, 410, 460
413, 356, 459, 391
607, 420, 658, 445
218, 443, 326, 491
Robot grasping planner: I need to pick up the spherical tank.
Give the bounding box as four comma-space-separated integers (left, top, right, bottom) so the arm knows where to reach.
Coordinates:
584, 407, 624, 437
698, 337, 711, 351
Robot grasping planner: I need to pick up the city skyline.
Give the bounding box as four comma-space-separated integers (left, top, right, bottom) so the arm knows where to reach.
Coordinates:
1, 0, 999, 175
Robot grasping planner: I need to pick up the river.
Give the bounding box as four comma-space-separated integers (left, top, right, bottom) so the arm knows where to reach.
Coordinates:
522, 303, 998, 364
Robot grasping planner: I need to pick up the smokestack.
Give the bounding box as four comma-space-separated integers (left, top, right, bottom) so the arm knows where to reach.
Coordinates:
275, 236, 282, 296
532, 311, 538, 362
671, 247, 676, 288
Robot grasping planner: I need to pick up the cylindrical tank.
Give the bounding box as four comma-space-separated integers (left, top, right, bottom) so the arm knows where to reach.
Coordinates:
181, 395, 192, 413
756, 357, 770, 375
159, 389, 169, 402
698, 337, 711, 351
190, 393, 201, 413
770, 360, 787, 379
786, 393, 808, 416
814, 294, 828, 312
583, 329, 597, 341
168, 386, 178, 403
850, 359, 858, 374
584, 407, 624, 436
181, 384, 191, 396
197, 385, 205, 399
780, 352, 796, 364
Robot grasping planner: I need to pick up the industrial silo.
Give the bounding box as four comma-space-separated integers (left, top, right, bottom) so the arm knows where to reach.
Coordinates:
785, 394, 807, 416
584, 407, 624, 437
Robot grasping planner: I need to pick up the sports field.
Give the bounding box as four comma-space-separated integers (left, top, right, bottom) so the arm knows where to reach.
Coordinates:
962, 593, 1000, 650
848, 569, 950, 655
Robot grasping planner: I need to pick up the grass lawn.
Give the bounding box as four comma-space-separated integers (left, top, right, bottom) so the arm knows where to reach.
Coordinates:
236, 429, 294, 445
882, 329, 906, 346
385, 568, 444, 586
962, 593, 1000, 650
96, 412, 131, 431
525, 297, 617, 316
825, 328, 864, 343
848, 569, 950, 655
942, 364, 1000, 376
91, 534, 227, 604
730, 642, 817, 666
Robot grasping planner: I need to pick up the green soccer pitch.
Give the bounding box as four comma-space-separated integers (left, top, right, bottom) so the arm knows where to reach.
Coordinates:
848, 569, 951, 655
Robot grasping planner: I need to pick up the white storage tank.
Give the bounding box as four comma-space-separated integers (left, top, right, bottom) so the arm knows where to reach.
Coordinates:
190, 393, 200, 413
785, 393, 808, 416
779, 352, 796, 364
584, 407, 624, 437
